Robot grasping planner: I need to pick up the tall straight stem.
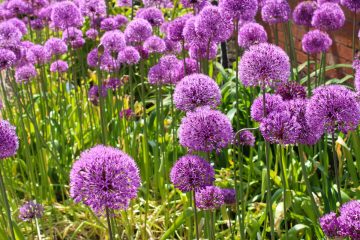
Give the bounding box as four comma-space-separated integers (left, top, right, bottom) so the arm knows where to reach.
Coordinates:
238, 147, 246, 239
106, 208, 114, 240
0, 167, 15, 240
193, 191, 200, 240
279, 146, 288, 239
331, 133, 342, 204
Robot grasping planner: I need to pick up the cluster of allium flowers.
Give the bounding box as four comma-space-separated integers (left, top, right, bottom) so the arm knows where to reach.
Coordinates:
44, 38, 67, 57
15, 64, 37, 83
136, 7, 164, 27
311, 3, 345, 31
275, 81, 307, 101
238, 22, 268, 48
179, 58, 199, 78
179, 107, 233, 152
167, 14, 192, 42
306, 85, 360, 134
70, 145, 141, 213
19, 201, 44, 221
337, 200, 360, 238
86, 29, 98, 40
170, 155, 215, 192
239, 43, 290, 88
0, 48, 16, 69
195, 186, 224, 210
28, 45, 50, 64
221, 189, 236, 205
341, 0, 360, 12
100, 18, 119, 31
62, 27, 84, 49
164, 38, 181, 54
174, 74, 221, 112
124, 19, 152, 44
261, 0, 291, 24
148, 55, 182, 85
0, 21, 22, 47
0, 120, 19, 160
143, 36, 166, 53
51, 1, 83, 30
234, 130, 256, 146
293, 1, 318, 26
218, 0, 258, 21
50, 60, 68, 73
88, 85, 108, 106
320, 212, 340, 238
100, 30, 126, 54
79, 0, 106, 17
250, 94, 285, 122
189, 42, 218, 60
302, 30, 332, 55
117, 46, 140, 65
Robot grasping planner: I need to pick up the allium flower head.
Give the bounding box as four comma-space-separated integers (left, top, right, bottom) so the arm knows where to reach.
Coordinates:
62, 27, 84, 49
221, 189, 236, 205
117, 46, 140, 65
238, 22, 268, 48
19, 201, 44, 221
181, 0, 210, 12
170, 154, 215, 192
79, 0, 106, 17
341, 0, 360, 12
189, 42, 218, 60
251, 94, 285, 122
195, 186, 224, 210
51, 1, 83, 30
87, 48, 99, 67
164, 38, 182, 54
0, 120, 18, 160
275, 81, 307, 101
179, 58, 199, 78
219, 0, 258, 21
167, 14, 192, 42
136, 7, 164, 27
15, 64, 37, 83
179, 107, 233, 152
104, 78, 122, 91
234, 130, 255, 146
100, 30, 126, 53
143, 36, 166, 53
148, 55, 182, 85
302, 30, 332, 54
0, 21, 22, 47
44, 37, 67, 56
50, 60, 68, 73
86, 29, 98, 40
319, 212, 340, 238
337, 200, 360, 238
293, 1, 318, 26
117, 0, 132, 7
142, 0, 173, 8
306, 85, 360, 134
27, 45, 49, 64
30, 19, 45, 30
7, 0, 32, 15
311, 3, 345, 31
239, 43, 290, 88
70, 145, 141, 213
114, 15, 128, 27
173, 73, 221, 112
0, 48, 16, 69
124, 18, 152, 44
88, 85, 108, 106
100, 18, 119, 31
8, 18, 27, 35
261, 0, 291, 24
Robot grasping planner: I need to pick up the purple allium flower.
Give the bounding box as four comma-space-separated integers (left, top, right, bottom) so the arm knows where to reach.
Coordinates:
100, 17, 119, 31
0, 48, 16, 69
167, 14, 192, 42
62, 27, 84, 49
143, 36, 166, 53
87, 48, 99, 67
195, 186, 224, 210
234, 130, 256, 146
6, 0, 32, 15
164, 38, 182, 54
239, 43, 290, 88
19, 201, 44, 221
100, 51, 119, 72
100, 30, 126, 53
306, 85, 360, 134
117, 46, 140, 65
51, 1, 83, 30
311, 3, 345, 31
341, 0, 360, 12
114, 14, 128, 26
251, 94, 285, 122
119, 109, 134, 119
15, 64, 37, 83
0, 21, 22, 47
179, 58, 199, 78
50, 60, 68, 73
319, 212, 340, 238
148, 55, 182, 85
135, 45, 149, 59
104, 78, 122, 91
189, 42, 218, 60
136, 7, 164, 27
238, 22, 268, 48
70, 145, 141, 213
179, 107, 233, 152
44, 37, 67, 56
218, 0, 258, 21
337, 200, 360, 238
170, 154, 215, 192
275, 81, 307, 101
293, 1, 318, 27
142, 0, 173, 8
302, 30, 332, 55
174, 73, 221, 112
79, 0, 106, 17
30, 19, 45, 30
117, 0, 132, 7
86, 29, 98, 40
181, 0, 211, 12
8, 18, 27, 35
221, 189, 236, 205
124, 19, 152, 44
0, 120, 19, 160
261, 0, 291, 24
88, 85, 108, 106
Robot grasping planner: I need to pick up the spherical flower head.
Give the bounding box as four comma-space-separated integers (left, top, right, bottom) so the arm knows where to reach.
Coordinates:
136, 7, 164, 27
100, 18, 119, 31
87, 48, 99, 68
302, 30, 332, 55
221, 189, 236, 205
179, 107, 233, 152
170, 154, 215, 192
148, 55, 182, 85
100, 51, 119, 72
0, 120, 18, 160
143, 36, 166, 53
179, 58, 199, 79
337, 200, 360, 238
124, 19, 153, 44
114, 15, 128, 27
7, 0, 32, 15
44, 37, 67, 56
79, 0, 106, 17
51, 1, 83, 30
86, 29, 98, 40
70, 145, 141, 213
319, 212, 340, 238
218, 0, 258, 21
195, 186, 224, 210
306, 85, 360, 134
261, 0, 291, 24
311, 3, 345, 31
164, 38, 182, 54
189, 42, 218, 60
167, 14, 192, 42
62, 27, 84, 49
19, 201, 44, 221
50, 60, 68, 73
100, 30, 126, 54
251, 94, 285, 122
117, 0, 132, 7
0, 21, 22, 48
234, 130, 255, 146
239, 43, 290, 88
238, 22, 268, 48
181, 0, 210, 12
275, 81, 307, 101
8, 18, 27, 35
174, 73, 221, 112
293, 1, 318, 27
30, 19, 45, 30
15, 64, 37, 83
118, 46, 140, 65
0, 48, 16, 69
104, 78, 122, 91
341, 0, 360, 12
88, 85, 108, 106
